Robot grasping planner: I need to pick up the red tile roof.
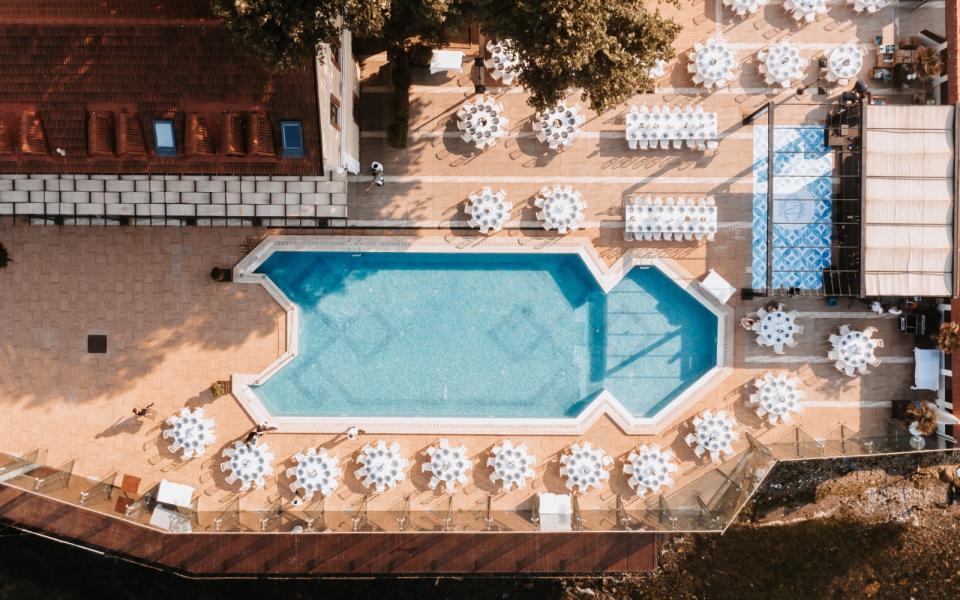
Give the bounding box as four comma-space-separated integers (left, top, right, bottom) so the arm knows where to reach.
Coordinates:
0, 2, 323, 175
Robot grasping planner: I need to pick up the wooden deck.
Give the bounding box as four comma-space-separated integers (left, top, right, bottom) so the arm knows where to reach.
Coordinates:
0, 484, 659, 576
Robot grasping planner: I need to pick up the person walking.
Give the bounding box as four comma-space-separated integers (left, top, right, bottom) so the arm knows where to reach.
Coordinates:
131, 403, 154, 418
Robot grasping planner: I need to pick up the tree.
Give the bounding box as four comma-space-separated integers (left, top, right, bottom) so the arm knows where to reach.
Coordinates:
211, 0, 680, 112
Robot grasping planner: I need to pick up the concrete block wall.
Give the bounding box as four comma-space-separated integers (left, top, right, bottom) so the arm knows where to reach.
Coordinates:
2, 173, 349, 228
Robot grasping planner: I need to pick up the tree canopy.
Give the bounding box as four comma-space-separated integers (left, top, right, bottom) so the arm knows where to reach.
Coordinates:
211, 0, 680, 112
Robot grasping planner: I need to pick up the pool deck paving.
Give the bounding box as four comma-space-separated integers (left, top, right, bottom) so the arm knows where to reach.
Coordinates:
0, 0, 947, 533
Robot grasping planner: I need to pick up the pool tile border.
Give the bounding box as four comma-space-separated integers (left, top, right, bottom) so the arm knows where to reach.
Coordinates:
231, 235, 733, 435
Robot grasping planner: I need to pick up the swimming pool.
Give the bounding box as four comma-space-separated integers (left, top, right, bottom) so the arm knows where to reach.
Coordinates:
249, 250, 719, 420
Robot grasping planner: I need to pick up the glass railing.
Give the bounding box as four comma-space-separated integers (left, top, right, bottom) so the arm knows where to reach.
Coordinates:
0, 421, 954, 536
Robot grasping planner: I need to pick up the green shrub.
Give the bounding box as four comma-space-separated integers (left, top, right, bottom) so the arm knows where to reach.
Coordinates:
210, 381, 228, 398
387, 44, 413, 149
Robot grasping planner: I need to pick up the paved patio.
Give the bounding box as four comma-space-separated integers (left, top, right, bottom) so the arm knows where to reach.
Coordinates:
0, 0, 946, 526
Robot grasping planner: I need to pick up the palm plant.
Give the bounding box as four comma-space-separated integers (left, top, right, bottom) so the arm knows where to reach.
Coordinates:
906, 401, 938, 436
935, 321, 960, 354
915, 46, 943, 82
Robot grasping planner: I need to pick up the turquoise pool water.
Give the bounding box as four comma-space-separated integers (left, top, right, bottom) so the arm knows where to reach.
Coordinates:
252, 252, 718, 419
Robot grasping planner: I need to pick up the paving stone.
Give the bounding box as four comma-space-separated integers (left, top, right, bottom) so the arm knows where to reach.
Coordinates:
166, 204, 196, 217
106, 203, 136, 216
135, 180, 165, 193
14, 179, 45, 191
255, 205, 285, 217
227, 205, 255, 217
285, 181, 316, 194
197, 204, 226, 217
196, 180, 226, 193
60, 191, 90, 203
181, 192, 212, 204
105, 179, 136, 192
75, 179, 105, 192
165, 180, 195, 193
120, 192, 150, 204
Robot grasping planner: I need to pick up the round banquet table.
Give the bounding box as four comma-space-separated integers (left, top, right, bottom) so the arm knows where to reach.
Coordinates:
624, 445, 677, 497
691, 37, 737, 88
759, 40, 806, 87
688, 410, 738, 462
423, 439, 472, 490
754, 308, 798, 352
291, 448, 340, 499
466, 187, 510, 234
560, 442, 611, 493
723, 0, 768, 16
534, 103, 582, 150
752, 373, 803, 424
355, 441, 408, 494
457, 97, 508, 149
165, 408, 215, 460
224, 441, 273, 491
785, 0, 828, 21
535, 186, 584, 233
827, 44, 863, 82
831, 329, 880, 375
485, 39, 521, 84
487, 440, 536, 491
849, 0, 889, 12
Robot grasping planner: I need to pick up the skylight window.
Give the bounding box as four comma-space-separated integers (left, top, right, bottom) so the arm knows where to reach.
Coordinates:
281, 121, 304, 158
152, 119, 176, 156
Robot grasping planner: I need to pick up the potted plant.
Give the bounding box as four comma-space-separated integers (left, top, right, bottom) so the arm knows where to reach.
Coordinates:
210, 266, 232, 282
934, 321, 960, 353
906, 401, 938, 436
210, 380, 230, 398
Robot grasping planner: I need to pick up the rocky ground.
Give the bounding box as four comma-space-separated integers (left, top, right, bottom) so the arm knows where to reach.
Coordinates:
2, 451, 960, 599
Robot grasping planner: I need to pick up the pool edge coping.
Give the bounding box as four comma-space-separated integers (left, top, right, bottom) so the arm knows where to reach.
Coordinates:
231, 235, 734, 435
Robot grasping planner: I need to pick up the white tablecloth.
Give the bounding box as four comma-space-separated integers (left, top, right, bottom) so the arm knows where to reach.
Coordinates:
287, 447, 341, 500
156, 479, 195, 508
355, 440, 408, 494
624, 196, 717, 241
626, 105, 718, 151
647, 58, 667, 79
749, 372, 804, 424
686, 410, 739, 462
624, 445, 678, 497
456, 96, 509, 150
422, 438, 473, 491
723, 0, 769, 16
829, 326, 882, 376
559, 442, 611, 493
849, 0, 889, 12
689, 36, 738, 89
484, 39, 521, 84
487, 440, 536, 492
222, 441, 274, 491
466, 187, 511, 234
827, 43, 863, 83
533, 102, 583, 150
535, 185, 585, 233
163, 407, 215, 460
784, 0, 828, 21
752, 305, 800, 354
758, 40, 806, 88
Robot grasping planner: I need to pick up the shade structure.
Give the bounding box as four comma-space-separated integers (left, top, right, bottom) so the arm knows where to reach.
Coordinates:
828, 325, 883, 377
751, 303, 802, 354
624, 195, 717, 241
688, 35, 738, 89
487, 440, 536, 492
825, 42, 863, 85
757, 39, 806, 88
456, 96, 508, 150
484, 39, 521, 84
559, 442, 612, 493
861, 104, 956, 297
701, 269, 737, 304
286, 447, 341, 500
535, 185, 585, 234
221, 440, 274, 491
624, 444, 678, 497
355, 440, 408, 494
422, 438, 473, 491
626, 105, 718, 151
465, 187, 511, 234
784, 0, 828, 22
685, 409, 739, 463
533, 102, 584, 150
163, 407, 215, 460
749, 372, 804, 425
